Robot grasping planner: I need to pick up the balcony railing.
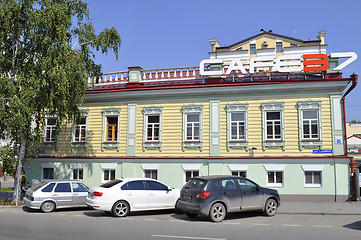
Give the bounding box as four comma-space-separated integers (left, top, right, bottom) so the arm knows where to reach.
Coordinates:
88, 66, 201, 85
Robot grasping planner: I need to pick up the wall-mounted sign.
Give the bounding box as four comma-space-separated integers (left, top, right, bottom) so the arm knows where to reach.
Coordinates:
313, 149, 333, 154
200, 52, 357, 76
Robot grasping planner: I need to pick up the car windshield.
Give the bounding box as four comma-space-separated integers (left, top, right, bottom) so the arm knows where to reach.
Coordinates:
183, 179, 207, 189
29, 182, 48, 191
100, 179, 123, 188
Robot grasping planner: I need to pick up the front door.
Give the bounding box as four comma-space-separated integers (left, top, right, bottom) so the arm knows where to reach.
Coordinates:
145, 180, 174, 209
237, 178, 264, 210
124, 180, 149, 210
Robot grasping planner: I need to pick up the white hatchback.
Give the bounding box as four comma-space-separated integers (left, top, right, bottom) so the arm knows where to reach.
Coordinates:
86, 178, 180, 217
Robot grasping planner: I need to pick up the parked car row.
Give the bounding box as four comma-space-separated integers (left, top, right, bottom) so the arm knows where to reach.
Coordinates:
24, 175, 280, 222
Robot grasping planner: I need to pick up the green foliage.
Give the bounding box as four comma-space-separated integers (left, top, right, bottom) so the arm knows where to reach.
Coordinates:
0, 0, 121, 149
0, 144, 16, 176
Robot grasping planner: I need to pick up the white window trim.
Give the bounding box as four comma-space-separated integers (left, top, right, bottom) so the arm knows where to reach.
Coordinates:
71, 109, 89, 149
302, 164, 323, 188
142, 106, 163, 152
101, 108, 121, 152
182, 104, 203, 151
298, 100, 322, 150
264, 164, 286, 187
70, 163, 85, 180
100, 163, 117, 183
228, 164, 249, 171
226, 103, 248, 151
43, 117, 57, 143
262, 102, 285, 151
182, 164, 201, 184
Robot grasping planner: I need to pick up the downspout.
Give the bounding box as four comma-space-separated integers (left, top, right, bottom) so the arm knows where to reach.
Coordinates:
342, 73, 358, 200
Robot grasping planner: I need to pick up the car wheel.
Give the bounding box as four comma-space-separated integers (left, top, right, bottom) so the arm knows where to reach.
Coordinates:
264, 198, 277, 217
185, 212, 198, 218
112, 200, 130, 217
40, 201, 55, 213
208, 203, 226, 222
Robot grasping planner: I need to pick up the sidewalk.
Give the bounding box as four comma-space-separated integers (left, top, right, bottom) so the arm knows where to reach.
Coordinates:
278, 201, 361, 215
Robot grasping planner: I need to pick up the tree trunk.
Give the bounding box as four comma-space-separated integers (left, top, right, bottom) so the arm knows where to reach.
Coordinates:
13, 144, 25, 206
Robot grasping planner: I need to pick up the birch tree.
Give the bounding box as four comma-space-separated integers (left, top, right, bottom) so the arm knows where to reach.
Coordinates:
0, 0, 121, 204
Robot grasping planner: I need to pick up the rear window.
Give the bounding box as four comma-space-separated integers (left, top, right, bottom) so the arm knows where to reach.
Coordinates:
29, 182, 48, 192
183, 179, 207, 190
100, 179, 123, 188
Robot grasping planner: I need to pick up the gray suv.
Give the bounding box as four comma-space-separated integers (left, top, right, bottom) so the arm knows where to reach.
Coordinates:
176, 175, 280, 222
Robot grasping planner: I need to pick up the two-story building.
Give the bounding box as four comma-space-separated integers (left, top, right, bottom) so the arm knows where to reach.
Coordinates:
25, 30, 358, 202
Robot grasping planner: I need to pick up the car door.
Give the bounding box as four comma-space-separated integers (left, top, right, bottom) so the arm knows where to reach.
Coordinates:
237, 178, 264, 210
122, 180, 149, 210
145, 180, 174, 209
71, 182, 89, 206
218, 178, 242, 212
52, 182, 73, 207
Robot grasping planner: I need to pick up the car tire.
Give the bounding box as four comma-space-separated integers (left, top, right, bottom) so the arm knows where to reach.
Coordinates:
174, 199, 183, 214
112, 200, 130, 217
40, 201, 55, 213
208, 203, 226, 222
185, 212, 198, 218
264, 198, 277, 217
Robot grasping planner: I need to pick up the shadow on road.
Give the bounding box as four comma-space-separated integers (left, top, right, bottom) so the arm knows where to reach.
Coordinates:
171, 211, 262, 222
83, 209, 175, 218
343, 220, 361, 231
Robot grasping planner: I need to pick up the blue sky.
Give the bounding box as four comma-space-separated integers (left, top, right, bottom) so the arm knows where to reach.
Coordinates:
85, 0, 361, 121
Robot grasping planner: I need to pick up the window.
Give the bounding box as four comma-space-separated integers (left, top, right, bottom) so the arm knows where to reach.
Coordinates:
72, 182, 88, 192
267, 171, 283, 187
182, 105, 203, 151
146, 115, 160, 141
186, 170, 199, 182
41, 183, 55, 192
266, 111, 282, 140
74, 117, 86, 142
302, 110, 319, 140
186, 113, 200, 141
231, 112, 245, 141
101, 108, 121, 151
302, 165, 323, 187
264, 165, 285, 187
262, 102, 285, 151
72, 168, 83, 180
231, 171, 246, 178
290, 44, 297, 47
43, 168, 54, 180
237, 178, 257, 191
126, 181, 146, 190
226, 103, 248, 151
142, 106, 162, 151
72, 110, 89, 149
220, 179, 237, 190
145, 180, 168, 191
106, 117, 118, 142
276, 42, 283, 53
144, 170, 158, 180
55, 183, 71, 192
103, 169, 115, 182
44, 118, 57, 142
297, 101, 322, 150
250, 44, 256, 54
305, 171, 322, 187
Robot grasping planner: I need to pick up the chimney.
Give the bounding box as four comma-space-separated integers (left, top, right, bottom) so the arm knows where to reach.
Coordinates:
317, 30, 327, 45
209, 38, 220, 52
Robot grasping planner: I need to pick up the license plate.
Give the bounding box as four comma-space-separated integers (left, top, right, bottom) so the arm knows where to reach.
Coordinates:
183, 194, 192, 201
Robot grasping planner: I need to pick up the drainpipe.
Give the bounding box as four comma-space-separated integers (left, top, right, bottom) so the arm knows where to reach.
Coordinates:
342, 73, 358, 200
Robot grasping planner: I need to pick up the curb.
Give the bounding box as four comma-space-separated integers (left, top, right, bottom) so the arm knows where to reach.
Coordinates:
278, 212, 361, 216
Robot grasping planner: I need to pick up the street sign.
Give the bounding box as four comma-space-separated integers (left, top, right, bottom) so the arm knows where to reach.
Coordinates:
313, 150, 333, 154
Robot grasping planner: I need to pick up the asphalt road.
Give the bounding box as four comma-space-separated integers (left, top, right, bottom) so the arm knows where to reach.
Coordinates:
0, 207, 361, 240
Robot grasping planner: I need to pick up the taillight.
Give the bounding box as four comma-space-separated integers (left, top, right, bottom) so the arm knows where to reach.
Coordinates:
196, 192, 210, 199
93, 191, 103, 197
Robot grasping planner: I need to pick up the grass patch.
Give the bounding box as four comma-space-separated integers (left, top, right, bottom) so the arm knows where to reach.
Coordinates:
0, 199, 14, 205
0, 187, 14, 192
